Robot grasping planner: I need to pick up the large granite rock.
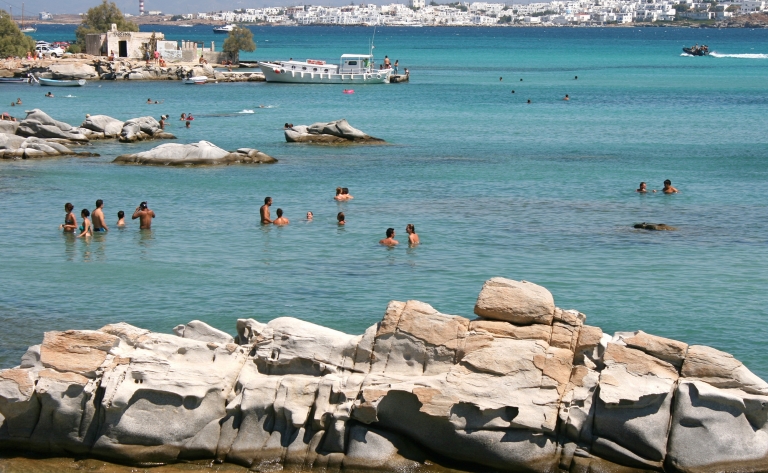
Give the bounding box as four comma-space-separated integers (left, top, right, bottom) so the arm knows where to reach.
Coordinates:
80, 115, 124, 139
16, 109, 89, 142
114, 141, 277, 166
118, 116, 176, 143
0, 278, 766, 473
285, 119, 384, 144
0, 133, 92, 159
48, 63, 99, 80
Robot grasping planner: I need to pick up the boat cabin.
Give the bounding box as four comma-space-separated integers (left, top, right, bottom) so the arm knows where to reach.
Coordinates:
339, 55, 374, 74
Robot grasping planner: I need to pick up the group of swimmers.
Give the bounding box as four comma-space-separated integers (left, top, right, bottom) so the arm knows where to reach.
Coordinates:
59, 200, 155, 237
258, 193, 420, 247
637, 179, 679, 194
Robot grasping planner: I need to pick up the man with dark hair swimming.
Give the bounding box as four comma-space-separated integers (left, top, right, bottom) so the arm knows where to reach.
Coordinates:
379, 228, 398, 246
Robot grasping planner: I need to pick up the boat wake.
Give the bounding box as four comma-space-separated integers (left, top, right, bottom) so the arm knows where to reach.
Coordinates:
238, 109, 255, 114
64, 95, 76, 98
710, 52, 768, 59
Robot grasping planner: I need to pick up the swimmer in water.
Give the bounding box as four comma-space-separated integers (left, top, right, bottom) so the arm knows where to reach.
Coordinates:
180, 113, 186, 121
45, 92, 53, 98
260, 197, 273, 224
117, 210, 126, 226
406, 223, 419, 246
273, 208, 289, 225
341, 187, 353, 200
306, 211, 313, 220
662, 179, 679, 194
337, 212, 345, 225
564, 94, 570, 101
379, 228, 398, 246
60, 202, 77, 232
334, 187, 344, 201
77, 209, 92, 238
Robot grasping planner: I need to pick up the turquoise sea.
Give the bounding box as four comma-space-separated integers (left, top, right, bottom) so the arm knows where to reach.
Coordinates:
2, 26, 767, 378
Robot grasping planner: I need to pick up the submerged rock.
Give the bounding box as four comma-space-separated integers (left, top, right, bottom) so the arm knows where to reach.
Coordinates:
0, 278, 766, 472
114, 141, 276, 166
285, 119, 385, 144
634, 222, 677, 231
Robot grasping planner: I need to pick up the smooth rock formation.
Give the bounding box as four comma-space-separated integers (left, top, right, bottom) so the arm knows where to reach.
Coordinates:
1, 278, 766, 473
119, 116, 176, 143
113, 141, 277, 166
285, 119, 385, 144
16, 109, 89, 142
80, 115, 124, 139
47, 63, 99, 80
0, 133, 94, 159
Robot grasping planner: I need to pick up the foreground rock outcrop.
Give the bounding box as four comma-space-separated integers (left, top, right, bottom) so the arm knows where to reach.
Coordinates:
1, 278, 766, 473
113, 141, 277, 166
285, 119, 385, 144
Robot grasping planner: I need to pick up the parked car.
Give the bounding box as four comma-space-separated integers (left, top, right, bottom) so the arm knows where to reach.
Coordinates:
35, 45, 65, 58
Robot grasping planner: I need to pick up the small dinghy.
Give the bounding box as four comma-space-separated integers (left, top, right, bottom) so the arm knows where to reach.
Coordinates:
0, 77, 31, 84
185, 76, 208, 85
39, 78, 86, 87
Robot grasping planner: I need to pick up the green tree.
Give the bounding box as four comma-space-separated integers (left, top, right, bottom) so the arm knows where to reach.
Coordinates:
222, 26, 256, 62
75, 1, 138, 50
673, 3, 691, 12
0, 10, 35, 58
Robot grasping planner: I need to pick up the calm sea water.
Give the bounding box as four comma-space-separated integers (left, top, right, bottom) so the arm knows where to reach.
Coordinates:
2, 26, 767, 378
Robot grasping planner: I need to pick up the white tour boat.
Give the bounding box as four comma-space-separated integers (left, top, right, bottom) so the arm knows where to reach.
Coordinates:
213, 24, 236, 34
258, 55, 392, 84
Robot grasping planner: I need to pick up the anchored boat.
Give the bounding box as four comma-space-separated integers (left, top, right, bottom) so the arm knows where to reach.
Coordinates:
38, 78, 86, 87
213, 24, 236, 34
185, 76, 208, 85
258, 55, 392, 84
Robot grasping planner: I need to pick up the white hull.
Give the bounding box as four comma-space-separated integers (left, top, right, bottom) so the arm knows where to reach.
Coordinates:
39, 78, 85, 87
185, 76, 208, 85
259, 62, 391, 84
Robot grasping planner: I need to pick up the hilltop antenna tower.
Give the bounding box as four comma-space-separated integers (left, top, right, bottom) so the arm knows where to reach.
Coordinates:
139, 0, 145, 15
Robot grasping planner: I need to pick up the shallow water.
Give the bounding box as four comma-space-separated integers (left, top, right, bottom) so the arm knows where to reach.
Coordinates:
1, 26, 766, 379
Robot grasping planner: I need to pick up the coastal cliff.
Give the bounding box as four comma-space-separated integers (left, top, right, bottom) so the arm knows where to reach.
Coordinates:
1, 278, 766, 473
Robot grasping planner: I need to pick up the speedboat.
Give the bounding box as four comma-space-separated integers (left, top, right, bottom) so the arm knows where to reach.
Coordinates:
39, 78, 86, 87
213, 24, 236, 33
258, 55, 392, 84
185, 76, 208, 85
683, 45, 709, 56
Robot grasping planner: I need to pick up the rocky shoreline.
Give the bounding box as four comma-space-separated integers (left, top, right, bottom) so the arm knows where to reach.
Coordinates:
1, 56, 265, 82
0, 278, 766, 472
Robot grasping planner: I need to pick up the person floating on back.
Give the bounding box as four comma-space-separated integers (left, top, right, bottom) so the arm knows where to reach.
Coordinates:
379, 228, 398, 246
662, 179, 679, 194
406, 224, 419, 246
273, 208, 290, 226
260, 197, 273, 224
132, 201, 155, 229
92, 199, 108, 232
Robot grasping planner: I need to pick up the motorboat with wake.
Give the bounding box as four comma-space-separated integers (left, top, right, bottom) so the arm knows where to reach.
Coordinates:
683, 44, 709, 56
258, 55, 392, 84
213, 24, 236, 34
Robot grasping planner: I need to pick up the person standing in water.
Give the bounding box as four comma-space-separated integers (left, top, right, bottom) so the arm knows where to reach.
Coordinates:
334, 187, 344, 201
117, 210, 126, 226
273, 208, 290, 225
92, 199, 108, 232
337, 212, 345, 225
342, 188, 353, 200
662, 179, 679, 194
406, 224, 419, 246
132, 201, 155, 229
260, 197, 273, 224
78, 209, 93, 238
379, 228, 398, 246
60, 202, 77, 232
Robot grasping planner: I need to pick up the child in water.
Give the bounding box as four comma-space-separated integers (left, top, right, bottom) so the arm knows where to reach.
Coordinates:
117, 210, 126, 226
78, 209, 92, 238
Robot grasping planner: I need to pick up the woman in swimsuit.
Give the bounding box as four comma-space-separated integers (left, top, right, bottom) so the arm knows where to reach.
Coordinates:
60, 202, 77, 232
77, 209, 92, 238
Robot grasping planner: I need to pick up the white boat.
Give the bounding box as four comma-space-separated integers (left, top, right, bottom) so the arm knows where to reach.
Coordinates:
258, 55, 392, 84
39, 78, 86, 87
213, 24, 236, 33
185, 76, 208, 85
178, 24, 193, 27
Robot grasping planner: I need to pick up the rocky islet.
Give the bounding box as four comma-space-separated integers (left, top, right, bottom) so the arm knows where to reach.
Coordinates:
0, 277, 766, 472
